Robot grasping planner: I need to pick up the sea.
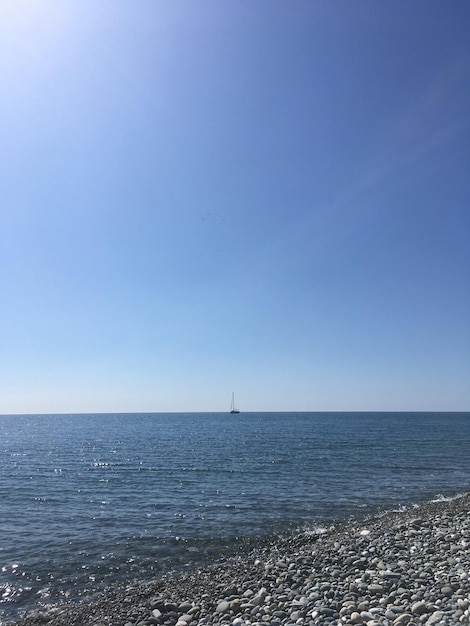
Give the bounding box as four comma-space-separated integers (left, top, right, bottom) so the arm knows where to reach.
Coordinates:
1, 412, 469, 623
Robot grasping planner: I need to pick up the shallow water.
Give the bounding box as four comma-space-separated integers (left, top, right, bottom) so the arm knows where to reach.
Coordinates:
1, 412, 469, 622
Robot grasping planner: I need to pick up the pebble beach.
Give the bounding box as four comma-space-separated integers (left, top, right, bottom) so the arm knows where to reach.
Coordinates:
12, 494, 470, 626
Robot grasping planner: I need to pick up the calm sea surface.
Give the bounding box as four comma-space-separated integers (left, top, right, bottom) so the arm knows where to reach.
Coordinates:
1, 412, 469, 622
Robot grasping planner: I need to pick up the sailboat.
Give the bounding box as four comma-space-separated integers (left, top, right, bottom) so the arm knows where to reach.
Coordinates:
230, 392, 240, 414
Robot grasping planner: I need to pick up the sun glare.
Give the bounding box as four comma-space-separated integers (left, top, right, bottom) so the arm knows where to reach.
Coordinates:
1, 0, 54, 37
1, 1, 82, 96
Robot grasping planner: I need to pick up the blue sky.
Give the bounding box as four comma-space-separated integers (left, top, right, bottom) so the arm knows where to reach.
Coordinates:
1, 1, 469, 413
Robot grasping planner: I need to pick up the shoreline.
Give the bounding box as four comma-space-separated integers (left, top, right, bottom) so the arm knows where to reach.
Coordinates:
10, 493, 470, 626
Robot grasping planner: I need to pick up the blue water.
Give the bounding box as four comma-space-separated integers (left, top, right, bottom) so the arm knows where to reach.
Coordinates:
1, 412, 469, 623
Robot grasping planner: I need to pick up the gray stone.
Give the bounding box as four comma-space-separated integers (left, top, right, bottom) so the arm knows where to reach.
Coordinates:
411, 601, 428, 616
360, 611, 374, 621
440, 586, 453, 598
216, 601, 231, 614
369, 607, 385, 615
223, 586, 239, 597
229, 599, 242, 614
392, 614, 413, 625
425, 611, 444, 625
317, 606, 336, 617
409, 518, 424, 527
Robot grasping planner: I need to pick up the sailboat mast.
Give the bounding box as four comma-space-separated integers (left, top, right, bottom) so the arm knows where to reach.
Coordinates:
230, 392, 240, 414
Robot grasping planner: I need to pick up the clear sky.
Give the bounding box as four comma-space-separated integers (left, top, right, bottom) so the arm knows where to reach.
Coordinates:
1, 1, 469, 414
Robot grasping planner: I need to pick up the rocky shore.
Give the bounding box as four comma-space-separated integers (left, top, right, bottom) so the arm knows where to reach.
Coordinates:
12, 494, 470, 626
